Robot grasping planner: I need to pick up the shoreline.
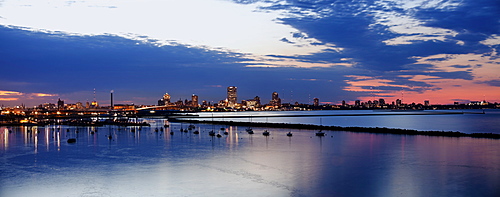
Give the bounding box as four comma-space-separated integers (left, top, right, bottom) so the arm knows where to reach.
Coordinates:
168, 118, 500, 139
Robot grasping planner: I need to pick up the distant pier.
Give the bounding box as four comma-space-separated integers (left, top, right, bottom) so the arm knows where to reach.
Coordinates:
168, 118, 500, 139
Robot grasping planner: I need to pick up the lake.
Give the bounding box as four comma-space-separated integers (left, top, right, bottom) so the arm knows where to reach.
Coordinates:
184, 109, 500, 134
1, 111, 499, 196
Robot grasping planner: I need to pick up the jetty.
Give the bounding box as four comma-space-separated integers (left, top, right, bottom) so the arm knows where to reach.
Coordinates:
167, 118, 500, 139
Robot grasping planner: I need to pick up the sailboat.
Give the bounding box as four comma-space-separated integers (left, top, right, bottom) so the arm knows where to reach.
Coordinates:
246, 115, 254, 134
246, 128, 254, 134
316, 118, 325, 136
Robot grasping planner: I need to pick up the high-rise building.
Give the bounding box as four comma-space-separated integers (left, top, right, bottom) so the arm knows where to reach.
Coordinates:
247, 96, 262, 108
313, 98, 319, 106
76, 102, 83, 109
57, 98, 64, 110
396, 99, 402, 106
192, 94, 199, 107
227, 86, 237, 107
158, 93, 171, 106
270, 92, 281, 107
90, 101, 99, 108
163, 93, 171, 104
253, 96, 261, 107
355, 100, 361, 106
424, 100, 430, 106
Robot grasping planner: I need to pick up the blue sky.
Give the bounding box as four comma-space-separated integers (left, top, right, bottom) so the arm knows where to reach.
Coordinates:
1, 0, 499, 107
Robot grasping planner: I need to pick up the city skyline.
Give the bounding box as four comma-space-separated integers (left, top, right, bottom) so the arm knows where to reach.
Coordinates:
1, 0, 499, 107
5, 86, 496, 111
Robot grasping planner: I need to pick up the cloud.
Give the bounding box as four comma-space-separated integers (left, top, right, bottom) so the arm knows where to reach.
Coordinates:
415, 0, 500, 34
0, 91, 23, 96
481, 80, 500, 87
279, 37, 294, 44
450, 65, 471, 69
0, 0, 332, 57
0, 90, 58, 103
481, 34, 500, 46
1, 0, 499, 105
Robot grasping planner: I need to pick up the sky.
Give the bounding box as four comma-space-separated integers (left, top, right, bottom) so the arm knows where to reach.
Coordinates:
0, 0, 499, 107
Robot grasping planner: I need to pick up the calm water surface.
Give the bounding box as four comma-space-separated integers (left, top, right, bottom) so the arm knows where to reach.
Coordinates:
1, 118, 499, 197
192, 109, 500, 134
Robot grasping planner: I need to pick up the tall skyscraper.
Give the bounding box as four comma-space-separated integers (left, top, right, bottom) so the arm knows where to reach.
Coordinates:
269, 92, 281, 107
313, 98, 319, 106
57, 98, 64, 109
192, 94, 199, 107
163, 93, 171, 104
227, 86, 237, 107
158, 93, 171, 106
254, 96, 261, 107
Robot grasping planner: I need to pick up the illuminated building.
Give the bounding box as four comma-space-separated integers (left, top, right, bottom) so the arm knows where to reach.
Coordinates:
269, 92, 281, 107
313, 98, 319, 106
227, 86, 237, 107
90, 101, 99, 108
192, 94, 199, 107
158, 93, 171, 106
76, 102, 83, 109
245, 96, 261, 109
113, 104, 136, 110
163, 93, 171, 103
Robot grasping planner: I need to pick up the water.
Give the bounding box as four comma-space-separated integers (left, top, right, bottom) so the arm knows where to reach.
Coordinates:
1, 115, 499, 197
188, 109, 500, 134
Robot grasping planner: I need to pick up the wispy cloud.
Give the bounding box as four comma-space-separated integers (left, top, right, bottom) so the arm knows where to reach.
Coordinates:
0, 90, 58, 102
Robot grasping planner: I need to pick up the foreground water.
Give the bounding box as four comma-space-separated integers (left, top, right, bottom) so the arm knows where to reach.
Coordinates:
1, 118, 499, 197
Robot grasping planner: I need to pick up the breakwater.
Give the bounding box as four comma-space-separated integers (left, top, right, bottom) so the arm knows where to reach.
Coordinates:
167, 110, 483, 119
169, 118, 500, 139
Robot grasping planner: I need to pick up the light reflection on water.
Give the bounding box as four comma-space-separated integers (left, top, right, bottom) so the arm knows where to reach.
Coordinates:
0, 119, 499, 197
